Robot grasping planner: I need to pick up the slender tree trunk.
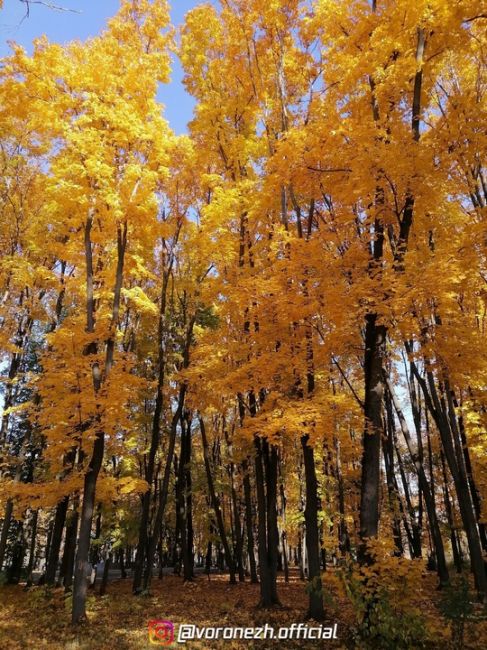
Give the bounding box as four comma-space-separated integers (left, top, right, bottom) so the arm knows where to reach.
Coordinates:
99, 553, 111, 596
7, 522, 25, 584
199, 417, 236, 583
381, 423, 404, 557
385, 375, 449, 585
26, 509, 38, 587
301, 435, 325, 619
263, 440, 280, 605
132, 266, 172, 592
72, 435, 105, 622
254, 436, 273, 607
440, 450, 463, 573
0, 499, 13, 571
119, 549, 127, 579
279, 483, 289, 583
225, 431, 244, 582
141, 317, 194, 592
72, 217, 127, 624
457, 411, 487, 553
178, 413, 193, 582
242, 460, 258, 583
359, 313, 386, 562
45, 496, 69, 585
297, 530, 305, 580
63, 506, 79, 592
411, 359, 486, 598
334, 436, 350, 557
141, 384, 191, 593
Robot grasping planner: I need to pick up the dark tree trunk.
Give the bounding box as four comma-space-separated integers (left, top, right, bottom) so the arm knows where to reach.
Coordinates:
157, 541, 164, 580
179, 413, 194, 582
46, 496, 69, 585
385, 376, 449, 585
410, 359, 486, 598
243, 460, 258, 583
99, 553, 112, 596
72, 217, 127, 624
0, 499, 14, 571
7, 523, 25, 584
381, 421, 404, 557
72, 433, 105, 623
297, 530, 305, 580
26, 509, 38, 587
63, 506, 79, 592
226, 447, 244, 582
254, 436, 273, 607
334, 436, 350, 556
263, 440, 280, 605
282, 531, 289, 582
301, 435, 325, 620
141, 318, 194, 593
119, 549, 127, 579
280, 483, 289, 583
457, 411, 487, 553
440, 450, 463, 573
132, 267, 171, 592
359, 313, 386, 563
199, 417, 236, 583
394, 433, 421, 558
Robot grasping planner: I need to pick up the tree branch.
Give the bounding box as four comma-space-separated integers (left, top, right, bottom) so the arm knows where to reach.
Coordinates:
19, 0, 81, 18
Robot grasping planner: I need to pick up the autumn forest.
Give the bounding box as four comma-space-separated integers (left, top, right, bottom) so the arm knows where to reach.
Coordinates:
0, 0, 486, 648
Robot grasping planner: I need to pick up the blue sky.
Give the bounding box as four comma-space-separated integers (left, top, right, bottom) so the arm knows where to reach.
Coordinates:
0, 0, 206, 134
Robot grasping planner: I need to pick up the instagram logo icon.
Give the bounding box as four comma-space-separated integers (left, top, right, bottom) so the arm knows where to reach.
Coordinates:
148, 620, 175, 646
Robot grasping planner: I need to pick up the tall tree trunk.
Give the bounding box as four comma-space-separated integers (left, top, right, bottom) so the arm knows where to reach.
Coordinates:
224, 425, 244, 582
72, 217, 127, 624
358, 23, 424, 565
199, 417, 236, 583
359, 312, 386, 562
242, 460, 258, 583
254, 436, 274, 607
119, 549, 127, 579
301, 435, 325, 620
141, 316, 194, 592
385, 375, 449, 585
457, 407, 487, 553
263, 440, 280, 606
178, 412, 193, 582
45, 496, 69, 585
381, 418, 404, 557
334, 436, 350, 557
7, 522, 25, 584
409, 359, 486, 598
0, 499, 13, 571
99, 552, 112, 596
440, 450, 463, 573
63, 505, 79, 592
132, 264, 172, 592
279, 483, 289, 583
26, 509, 38, 587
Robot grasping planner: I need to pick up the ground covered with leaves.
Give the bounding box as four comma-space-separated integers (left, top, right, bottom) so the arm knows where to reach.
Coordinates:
0, 570, 486, 649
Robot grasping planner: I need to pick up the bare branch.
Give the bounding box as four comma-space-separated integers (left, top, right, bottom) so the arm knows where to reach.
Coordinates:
19, 0, 81, 17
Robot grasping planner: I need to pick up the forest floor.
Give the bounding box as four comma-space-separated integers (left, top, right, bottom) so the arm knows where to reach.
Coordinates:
0, 569, 486, 649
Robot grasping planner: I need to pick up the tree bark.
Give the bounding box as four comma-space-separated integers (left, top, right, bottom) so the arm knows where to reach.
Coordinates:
72, 216, 127, 624
45, 496, 69, 585
199, 417, 236, 583
301, 435, 325, 620
242, 460, 258, 583
385, 375, 449, 585
26, 509, 38, 587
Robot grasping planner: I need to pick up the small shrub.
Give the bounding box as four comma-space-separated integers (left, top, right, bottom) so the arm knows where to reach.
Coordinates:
438, 576, 473, 650
339, 540, 434, 649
